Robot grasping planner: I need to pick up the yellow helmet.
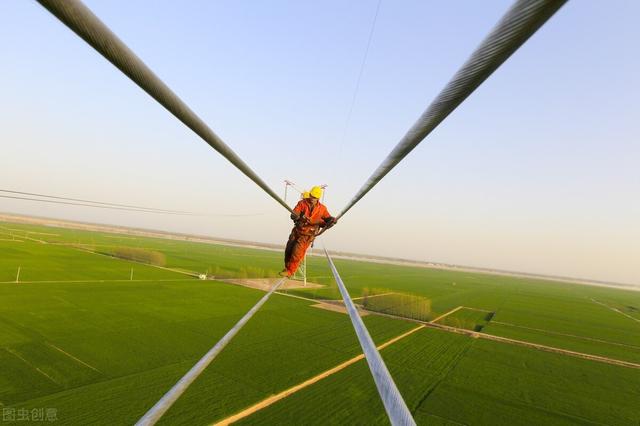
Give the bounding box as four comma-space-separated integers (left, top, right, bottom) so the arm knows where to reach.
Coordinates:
309, 186, 323, 199
302, 191, 310, 199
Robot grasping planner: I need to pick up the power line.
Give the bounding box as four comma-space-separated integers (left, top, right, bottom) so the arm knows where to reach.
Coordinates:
0, 194, 263, 217
135, 277, 287, 426
0, 194, 196, 215
338, 0, 568, 219
323, 246, 415, 426
36, 0, 293, 214
335, 0, 382, 157
0, 189, 192, 214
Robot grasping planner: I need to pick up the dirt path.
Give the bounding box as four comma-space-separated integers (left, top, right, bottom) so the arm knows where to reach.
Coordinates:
343, 307, 640, 370
430, 306, 464, 323
491, 321, 640, 350
213, 324, 425, 425
271, 291, 640, 369
219, 278, 324, 291
311, 303, 369, 316
352, 292, 396, 301
423, 322, 640, 369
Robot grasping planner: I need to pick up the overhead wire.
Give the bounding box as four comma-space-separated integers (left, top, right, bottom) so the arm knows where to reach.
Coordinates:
36, 0, 293, 214
0, 189, 193, 215
0, 194, 196, 216
334, 0, 382, 161
0, 193, 263, 217
323, 245, 415, 426
135, 277, 287, 426
337, 0, 568, 219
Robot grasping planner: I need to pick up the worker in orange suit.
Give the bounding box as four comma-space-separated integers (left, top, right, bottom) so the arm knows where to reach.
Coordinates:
280, 186, 337, 278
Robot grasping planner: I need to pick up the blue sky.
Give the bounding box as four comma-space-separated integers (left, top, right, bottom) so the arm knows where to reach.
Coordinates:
1, 1, 638, 284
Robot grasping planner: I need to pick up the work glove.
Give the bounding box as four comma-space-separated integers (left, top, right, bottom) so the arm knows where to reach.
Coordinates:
323, 216, 337, 226
293, 212, 308, 224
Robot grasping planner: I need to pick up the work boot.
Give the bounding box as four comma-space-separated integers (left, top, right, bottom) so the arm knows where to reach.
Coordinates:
279, 269, 291, 278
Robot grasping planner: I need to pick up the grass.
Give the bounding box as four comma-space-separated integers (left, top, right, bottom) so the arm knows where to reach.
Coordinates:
237, 327, 472, 425
420, 339, 640, 425
437, 307, 493, 331
1, 219, 639, 424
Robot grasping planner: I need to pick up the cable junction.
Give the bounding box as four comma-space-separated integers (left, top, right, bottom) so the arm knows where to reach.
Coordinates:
323, 246, 416, 426
36, 0, 293, 214
135, 277, 287, 426
338, 0, 568, 219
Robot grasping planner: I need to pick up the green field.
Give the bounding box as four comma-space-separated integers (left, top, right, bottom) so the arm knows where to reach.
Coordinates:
438, 307, 493, 331
1, 220, 639, 425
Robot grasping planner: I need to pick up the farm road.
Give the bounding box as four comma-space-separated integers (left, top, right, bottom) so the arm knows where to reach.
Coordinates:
425, 322, 640, 369
212, 324, 426, 426
492, 321, 640, 350
276, 290, 640, 371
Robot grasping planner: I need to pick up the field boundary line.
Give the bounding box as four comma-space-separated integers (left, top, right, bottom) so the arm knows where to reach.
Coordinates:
46, 343, 102, 373
590, 298, 640, 324
213, 324, 425, 426
4, 348, 60, 385
0, 278, 195, 284
71, 245, 200, 278
0, 226, 47, 244
270, 296, 640, 369
136, 277, 287, 425
424, 322, 640, 369
491, 321, 640, 350
460, 306, 492, 313
352, 292, 397, 301
349, 308, 640, 370
274, 291, 318, 302
430, 306, 464, 323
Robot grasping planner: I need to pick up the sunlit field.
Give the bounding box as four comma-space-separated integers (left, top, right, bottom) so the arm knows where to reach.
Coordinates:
1, 221, 639, 425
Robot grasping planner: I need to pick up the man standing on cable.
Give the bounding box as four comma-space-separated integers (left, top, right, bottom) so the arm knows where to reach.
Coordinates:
280, 186, 337, 278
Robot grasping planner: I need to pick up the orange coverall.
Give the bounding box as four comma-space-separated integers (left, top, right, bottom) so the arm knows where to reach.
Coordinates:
284, 199, 333, 275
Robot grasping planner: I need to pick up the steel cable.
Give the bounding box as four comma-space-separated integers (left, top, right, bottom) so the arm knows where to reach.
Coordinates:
0, 194, 199, 215
36, 0, 293, 214
338, 0, 567, 218
135, 277, 287, 426
0, 189, 193, 215
323, 246, 416, 426
0, 193, 263, 217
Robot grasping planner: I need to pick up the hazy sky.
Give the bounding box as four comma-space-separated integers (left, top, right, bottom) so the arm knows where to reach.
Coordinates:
1, 1, 638, 284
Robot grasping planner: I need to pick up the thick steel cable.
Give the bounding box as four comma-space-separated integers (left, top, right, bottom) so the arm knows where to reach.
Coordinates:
0, 189, 192, 215
323, 247, 415, 426
136, 277, 287, 426
338, 0, 567, 218
36, 0, 293, 214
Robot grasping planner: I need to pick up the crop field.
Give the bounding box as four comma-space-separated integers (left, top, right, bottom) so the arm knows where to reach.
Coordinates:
1, 220, 639, 425
436, 307, 493, 331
